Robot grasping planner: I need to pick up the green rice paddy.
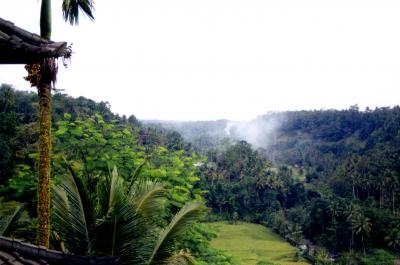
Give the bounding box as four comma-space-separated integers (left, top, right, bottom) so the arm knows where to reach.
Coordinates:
210, 222, 310, 265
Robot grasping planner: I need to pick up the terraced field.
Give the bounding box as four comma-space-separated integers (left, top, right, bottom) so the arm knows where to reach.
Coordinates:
210, 222, 310, 265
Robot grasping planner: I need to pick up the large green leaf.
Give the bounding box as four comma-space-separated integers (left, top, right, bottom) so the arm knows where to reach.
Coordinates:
148, 202, 207, 265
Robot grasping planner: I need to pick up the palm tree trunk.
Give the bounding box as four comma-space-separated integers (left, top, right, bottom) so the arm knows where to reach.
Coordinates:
40, 0, 52, 40
37, 80, 52, 247
362, 234, 366, 256
350, 225, 354, 254
36, 0, 52, 248
392, 191, 395, 213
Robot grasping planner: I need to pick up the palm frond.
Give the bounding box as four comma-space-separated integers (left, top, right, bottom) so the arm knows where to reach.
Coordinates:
64, 158, 97, 236
131, 182, 165, 220
104, 201, 152, 265
52, 172, 90, 255
62, 0, 95, 25
93, 167, 149, 263
148, 202, 208, 265
165, 250, 196, 265
116, 181, 168, 264
93, 167, 124, 254
96, 167, 124, 218
0, 201, 25, 236
128, 160, 147, 191
106, 167, 124, 212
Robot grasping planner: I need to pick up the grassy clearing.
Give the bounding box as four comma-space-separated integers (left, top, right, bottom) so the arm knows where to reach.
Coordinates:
210, 222, 310, 265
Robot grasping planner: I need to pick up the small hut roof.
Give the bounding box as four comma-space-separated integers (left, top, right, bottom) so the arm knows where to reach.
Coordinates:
0, 236, 119, 265
0, 17, 67, 64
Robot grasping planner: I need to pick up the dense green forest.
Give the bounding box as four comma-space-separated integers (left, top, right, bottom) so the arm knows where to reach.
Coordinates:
0, 84, 236, 265
1, 84, 400, 264
149, 106, 400, 264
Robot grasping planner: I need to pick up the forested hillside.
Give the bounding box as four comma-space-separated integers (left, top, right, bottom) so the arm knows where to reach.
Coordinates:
150, 106, 400, 264
0, 84, 236, 265
1, 84, 399, 264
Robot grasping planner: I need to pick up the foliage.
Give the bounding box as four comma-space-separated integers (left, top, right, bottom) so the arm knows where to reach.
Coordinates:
358, 249, 395, 265
2, 88, 400, 262
0, 200, 25, 236
0, 198, 34, 240
313, 248, 333, 265
187, 107, 400, 258
0, 88, 221, 263
0, 164, 37, 203
52, 166, 207, 265
0, 84, 17, 184
52, 113, 204, 214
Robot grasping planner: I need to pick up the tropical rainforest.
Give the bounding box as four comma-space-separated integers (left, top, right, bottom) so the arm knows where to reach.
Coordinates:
1, 83, 400, 265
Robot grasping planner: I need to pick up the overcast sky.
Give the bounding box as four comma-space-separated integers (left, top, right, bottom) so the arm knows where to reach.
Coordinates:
1, 1, 400, 120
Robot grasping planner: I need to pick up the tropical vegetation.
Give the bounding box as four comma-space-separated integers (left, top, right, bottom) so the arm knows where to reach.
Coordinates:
0, 85, 234, 264
1, 85, 399, 264
21, 0, 95, 247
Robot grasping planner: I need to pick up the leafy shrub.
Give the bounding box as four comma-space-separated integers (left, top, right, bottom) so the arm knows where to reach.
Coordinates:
313, 248, 333, 265
359, 249, 395, 265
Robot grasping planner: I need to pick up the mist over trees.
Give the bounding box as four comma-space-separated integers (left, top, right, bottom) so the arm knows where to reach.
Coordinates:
1, 84, 400, 264
149, 105, 400, 264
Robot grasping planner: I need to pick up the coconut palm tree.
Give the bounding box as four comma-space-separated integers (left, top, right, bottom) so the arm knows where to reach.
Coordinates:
345, 202, 361, 254
385, 228, 400, 250
386, 172, 399, 213
353, 213, 371, 255
25, 0, 94, 247
52, 167, 207, 264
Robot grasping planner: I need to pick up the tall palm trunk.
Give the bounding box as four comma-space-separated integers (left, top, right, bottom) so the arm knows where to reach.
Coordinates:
37, 82, 52, 247
393, 191, 395, 213
362, 234, 366, 256
37, 0, 52, 247
350, 227, 354, 254
27, 0, 95, 247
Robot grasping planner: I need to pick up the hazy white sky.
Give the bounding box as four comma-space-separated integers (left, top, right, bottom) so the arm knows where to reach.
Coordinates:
1, 0, 400, 120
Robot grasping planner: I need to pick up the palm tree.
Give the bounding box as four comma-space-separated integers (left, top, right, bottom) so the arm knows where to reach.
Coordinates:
0, 84, 14, 113
328, 199, 342, 220
313, 248, 333, 265
327, 199, 343, 245
52, 167, 207, 264
344, 156, 358, 200
385, 228, 400, 250
386, 172, 399, 213
345, 202, 361, 254
353, 213, 371, 255
24, 0, 94, 247
287, 223, 303, 244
